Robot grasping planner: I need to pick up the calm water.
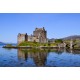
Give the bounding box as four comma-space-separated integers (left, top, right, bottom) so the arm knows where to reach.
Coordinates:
0, 45, 80, 67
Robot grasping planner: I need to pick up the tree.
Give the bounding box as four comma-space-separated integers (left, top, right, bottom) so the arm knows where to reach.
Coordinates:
55, 39, 63, 43
48, 41, 51, 46
55, 39, 63, 48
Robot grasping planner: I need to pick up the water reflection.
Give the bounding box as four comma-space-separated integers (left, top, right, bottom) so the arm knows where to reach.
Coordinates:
17, 48, 80, 67
1, 45, 80, 67
18, 49, 28, 60
66, 49, 80, 55
18, 49, 48, 67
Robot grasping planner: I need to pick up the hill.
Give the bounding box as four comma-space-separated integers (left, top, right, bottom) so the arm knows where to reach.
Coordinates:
0, 42, 6, 45
49, 35, 80, 42
62, 35, 80, 40
0, 42, 17, 45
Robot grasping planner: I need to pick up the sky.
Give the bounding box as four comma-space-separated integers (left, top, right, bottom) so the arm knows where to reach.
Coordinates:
0, 13, 80, 43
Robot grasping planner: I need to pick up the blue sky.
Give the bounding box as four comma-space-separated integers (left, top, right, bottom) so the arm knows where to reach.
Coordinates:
0, 13, 80, 43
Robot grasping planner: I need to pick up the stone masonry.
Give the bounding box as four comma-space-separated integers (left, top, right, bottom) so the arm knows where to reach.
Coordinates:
17, 27, 47, 44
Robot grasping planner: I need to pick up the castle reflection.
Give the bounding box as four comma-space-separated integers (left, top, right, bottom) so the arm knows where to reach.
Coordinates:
17, 48, 80, 67
17, 49, 48, 67
18, 49, 28, 60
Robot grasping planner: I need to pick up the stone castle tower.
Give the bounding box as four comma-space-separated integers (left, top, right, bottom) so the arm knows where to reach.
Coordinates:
33, 27, 47, 43
17, 27, 47, 44
17, 33, 28, 44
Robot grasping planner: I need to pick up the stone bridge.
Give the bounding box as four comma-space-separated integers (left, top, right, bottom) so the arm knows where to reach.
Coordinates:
64, 39, 78, 49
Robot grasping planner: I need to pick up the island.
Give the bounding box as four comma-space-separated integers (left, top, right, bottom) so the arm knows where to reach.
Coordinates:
3, 27, 80, 50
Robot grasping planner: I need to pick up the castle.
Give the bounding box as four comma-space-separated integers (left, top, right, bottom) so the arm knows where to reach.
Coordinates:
17, 27, 47, 44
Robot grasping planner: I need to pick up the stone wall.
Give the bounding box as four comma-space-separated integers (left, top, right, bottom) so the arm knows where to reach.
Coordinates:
33, 27, 47, 43
17, 27, 47, 44
17, 33, 28, 44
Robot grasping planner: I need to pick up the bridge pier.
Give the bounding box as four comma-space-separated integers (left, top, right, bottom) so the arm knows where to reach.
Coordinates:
70, 39, 73, 49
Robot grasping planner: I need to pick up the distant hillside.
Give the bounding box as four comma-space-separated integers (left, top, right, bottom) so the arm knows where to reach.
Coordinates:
0, 42, 17, 45
62, 35, 80, 40
48, 38, 55, 42
49, 35, 80, 42
0, 42, 6, 45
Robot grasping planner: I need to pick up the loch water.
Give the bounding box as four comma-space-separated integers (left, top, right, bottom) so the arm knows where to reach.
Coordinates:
0, 45, 80, 67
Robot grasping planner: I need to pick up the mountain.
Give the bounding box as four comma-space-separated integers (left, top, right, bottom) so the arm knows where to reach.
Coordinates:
62, 35, 80, 40
48, 38, 55, 42
49, 35, 80, 42
49, 38, 55, 41
0, 42, 17, 45
0, 42, 6, 45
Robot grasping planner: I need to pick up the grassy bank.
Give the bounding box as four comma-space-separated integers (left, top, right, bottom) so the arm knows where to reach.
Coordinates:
18, 41, 57, 47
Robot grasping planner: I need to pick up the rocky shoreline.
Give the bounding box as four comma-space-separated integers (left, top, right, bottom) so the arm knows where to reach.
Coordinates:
3, 46, 64, 49
2, 46, 80, 51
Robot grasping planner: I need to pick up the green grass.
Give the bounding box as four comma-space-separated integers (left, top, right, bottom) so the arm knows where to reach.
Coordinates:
6, 44, 14, 47
18, 41, 57, 47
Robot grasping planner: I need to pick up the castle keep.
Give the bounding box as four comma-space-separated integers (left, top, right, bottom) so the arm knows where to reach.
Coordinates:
18, 27, 47, 44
